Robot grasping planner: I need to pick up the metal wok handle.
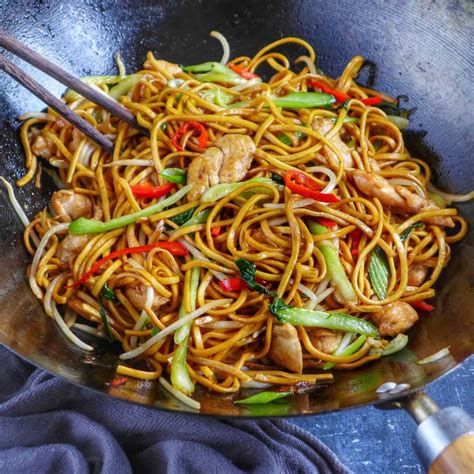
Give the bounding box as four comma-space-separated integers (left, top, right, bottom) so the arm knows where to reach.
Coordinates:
404, 392, 474, 473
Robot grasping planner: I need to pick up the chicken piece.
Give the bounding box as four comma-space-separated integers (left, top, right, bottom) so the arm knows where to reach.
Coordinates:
369, 158, 381, 172
310, 328, 343, 354
187, 134, 256, 201
187, 147, 224, 201
214, 135, 256, 183
31, 134, 54, 159
407, 263, 430, 287
154, 60, 182, 77
268, 323, 303, 373
312, 117, 354, 169
57, 234, 89, 264
51, 190, 93, 222
125, 285, 169, 312
371, 302, 419, 337
396, 186, 454, 227
349, 169, 406, 208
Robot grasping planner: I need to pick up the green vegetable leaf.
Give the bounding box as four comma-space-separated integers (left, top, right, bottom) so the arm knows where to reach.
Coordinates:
235, 391, 292, 405
160, 168, 187, 184
109, 74, 142, 100
101, 284, 118, 302
151, 327, 159, 336
171, 207, 197, 226
272, 92, 336, 109
277, 134, 292, 146
98, 297, 113, 342
323, 334, 367, 370
182, 209, 211, 228
236, 258, 275, 297
368, 247, 390, 299
382, 334, 409, 356
269, 297, 290, 314
399, 222, 424, 241
201, 177, 279, 203
270, 173, 284, 185
184, 62, 246, 85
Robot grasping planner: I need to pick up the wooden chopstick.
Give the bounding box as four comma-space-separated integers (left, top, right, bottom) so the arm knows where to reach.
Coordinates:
0, 53, 115, 153
0, 30, 150, 150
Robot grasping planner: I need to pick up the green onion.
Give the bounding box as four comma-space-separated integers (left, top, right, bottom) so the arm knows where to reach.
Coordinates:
199, 89, 234, 106
181, 209, 211, 228
330, 116, 360, 124
69, 185, 191, 235
382, 334, 409, 356
174, 266, 200, 344
109, 74, 142, 100
308, 222, 357, 303
160, 168, 187, 184
235, 391, 292, 405
272, 92, 336, 109
323, 334, 367, 369
368, 247, 390, 299
184, 62, 246, 85
399, 222, 424, 241
271, 304, 378, 336
387, 115, 409, 129
200, 177, 278, 203
170, 206, 196, 226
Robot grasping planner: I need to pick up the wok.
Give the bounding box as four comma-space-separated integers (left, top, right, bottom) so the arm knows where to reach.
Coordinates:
0, 0, 473, 470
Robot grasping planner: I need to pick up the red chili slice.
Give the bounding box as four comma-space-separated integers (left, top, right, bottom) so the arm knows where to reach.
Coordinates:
70, 243, 188, 288
219, 277, 248, 292
411, 300, 435, 312
309, 80, 349, 103
314, 217, 338, 228
170, 121, 208, 151
211, 227, 222, 237
110, 377, 129, 387
350, 229, 362, 257
361, 96, 383, 106
130, 182, 175, 199
229, 64, 260, 80
284, 170, 340, 203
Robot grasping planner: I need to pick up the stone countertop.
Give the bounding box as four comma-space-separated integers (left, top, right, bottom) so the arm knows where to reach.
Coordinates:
290, 357, 473, 473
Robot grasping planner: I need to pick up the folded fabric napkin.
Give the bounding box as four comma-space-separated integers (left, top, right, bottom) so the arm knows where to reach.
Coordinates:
0, 346, 350, 474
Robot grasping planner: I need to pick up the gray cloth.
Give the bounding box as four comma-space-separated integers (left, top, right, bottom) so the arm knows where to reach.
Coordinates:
0, 346, 350, 473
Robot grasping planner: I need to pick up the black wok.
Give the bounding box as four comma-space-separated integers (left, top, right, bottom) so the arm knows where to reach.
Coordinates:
0, 0, 473, 470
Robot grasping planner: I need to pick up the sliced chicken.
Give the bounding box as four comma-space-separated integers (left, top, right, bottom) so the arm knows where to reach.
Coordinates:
187, 147, 223, 201
125, 285, 169, 312
407, 264, 430, 287
371, 302, 418, 337
57, 234, 89, 264
268, 323, 303, 373
154, 60, 182, 77
51, 190, 93, 222
187, 134, 256, 201
349, 170, 454, 227
310, 328, 342, 354
31, 134, 54, 159
312, 117, 354, 169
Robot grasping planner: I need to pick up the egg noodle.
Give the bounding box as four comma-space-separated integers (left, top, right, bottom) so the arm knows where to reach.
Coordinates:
13, 34, 470, 408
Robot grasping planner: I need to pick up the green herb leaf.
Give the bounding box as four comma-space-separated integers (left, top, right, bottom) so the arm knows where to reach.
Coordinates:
277, 134, 292, 146
399, 222, 424, 241
101, 284, 117, 302
270, 173, 284, 185
182, 209, 211, 228
160, 168, 187, 184
236, 258, 275, 296
269, 297, 290, 315
98, 297, 113, 342
368, 247, 390, 299
235, 391, 292, 405
171, 207, 197, 226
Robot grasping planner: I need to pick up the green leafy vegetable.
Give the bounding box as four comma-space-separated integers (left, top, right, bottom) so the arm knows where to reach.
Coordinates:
184, 62, 246, 85
236, 258, 275, 297
271, 306, 378, 336
175, 266, 200, 344
151, 327, 159, 336
272, 92, 336, 109
64, 75, 122, 101
270, 173, 284, 185
160, 168, 187, 184
323, 334, 367, 369
387, 115, 409, 129
330, 116, 360, 124
240, 400, 292, 416
277, 134, 293, 146
109, 74, 142, 100
170, 206, 197, 226
199, 89, 234, 106
181, 209, 211, 228
368, 247, 390, 299
308, 222, 357, 303
235, 391, 292, 405
200, 177, 278, 203
70, 185, 191, 235
382, 334, 409, 356
101, 284, 118, 302
399, 222, 424, 241
98, 297, 113, 342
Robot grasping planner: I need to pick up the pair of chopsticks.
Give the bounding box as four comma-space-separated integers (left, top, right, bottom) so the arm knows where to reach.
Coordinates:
0, 30, 148, 154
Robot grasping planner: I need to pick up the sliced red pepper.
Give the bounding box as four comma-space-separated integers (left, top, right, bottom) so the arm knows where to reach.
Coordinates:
219, 277, 248, 292
361, 96, 383, 106
211, 227, 222, 237
313, 217, 338, 228
229, 64, 260, 80
130, 182, 175, 199
70, 243, 188, 288
309, 79, 349, 103
170, 121, 208, 151
284, 170, 340, 203
411, 300, 435, 312
110, 377, 128, 387
350, 229, 362, 257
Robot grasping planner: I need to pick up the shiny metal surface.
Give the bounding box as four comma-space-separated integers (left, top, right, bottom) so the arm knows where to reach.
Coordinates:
0, 0, 472, 416
413, 407, 474, 467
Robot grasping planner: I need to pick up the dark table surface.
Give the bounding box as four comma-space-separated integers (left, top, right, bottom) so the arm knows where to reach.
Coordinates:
290, 356, 474, 473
